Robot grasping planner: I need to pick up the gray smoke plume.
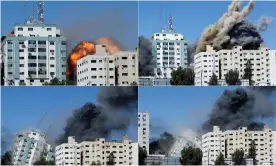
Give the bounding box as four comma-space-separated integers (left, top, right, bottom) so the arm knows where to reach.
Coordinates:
201, 87, 276, 133
257, 15, 274, 31
149, 132, 175, 156
60, 7, 138, 53
139, 36, 154, 76
196, 0, 262, 53
187, 41, 198, 65
57, 87, 138, 144
1, 126, 14, 154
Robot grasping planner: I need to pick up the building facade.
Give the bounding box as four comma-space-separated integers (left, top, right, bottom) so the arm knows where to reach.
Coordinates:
12, 129, 54, 165
194, 45, 219, 86
3, 22, 67, 86
114, 51, 138, 85
273, 131, 276, 165
55, 136, 81, 165
202, 126, 225, 165
152, 16, 188, 79
77, 45, 115, 86
55, 135, 135, 165
138, 112, 150, 155
194, 45, 276, 86
203, 125, 275, 165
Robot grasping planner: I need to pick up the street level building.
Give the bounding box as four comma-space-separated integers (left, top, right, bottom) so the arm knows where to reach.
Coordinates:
194, 45, 276, 86
138, 112, 150, 155
77, 45, 115, 86
114, 51, 138, 85
12, 129, 54, 165
55, 135, 135, 165
152, 15, 188, 79
2, 22, 67, 86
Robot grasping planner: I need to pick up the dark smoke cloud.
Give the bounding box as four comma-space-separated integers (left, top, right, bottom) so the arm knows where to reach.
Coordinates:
139, 36, 154, 76
220, 20, 264, 50
187, 41, 198, 65
57, 87, 138, 144
201, 88, 276, 133
1, 126, 14, 154
149, 132, 175, 156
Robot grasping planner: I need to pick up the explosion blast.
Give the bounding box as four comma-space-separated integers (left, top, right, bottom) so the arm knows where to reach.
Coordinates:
57, 86, 138, 144
196, 0, 271, 53
66, 37, 122, 80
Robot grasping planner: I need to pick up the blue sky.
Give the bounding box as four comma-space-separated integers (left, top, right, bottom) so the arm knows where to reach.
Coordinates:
1, 1, 138, 50
139, 1, 276, 49
1, 87, 137, 152
138, 87, 276, 137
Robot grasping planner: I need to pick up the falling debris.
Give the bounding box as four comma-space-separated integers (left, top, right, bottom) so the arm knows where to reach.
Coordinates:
195, 0, 272, 53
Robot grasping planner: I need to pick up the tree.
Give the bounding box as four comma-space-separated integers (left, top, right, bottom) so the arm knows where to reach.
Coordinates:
179, 146, 202, 165
214, 152, 226, 165
248, 140, 257, 165
139, 146, 147, 165
243, 59, 254, 85
1, 151, 12, 165
208, 73, 218, 85
43, 77, 75, 86
170, 67, 194, 85
225, 69, 241, 85
106, 152, 115, 165
232, 149, 246, 165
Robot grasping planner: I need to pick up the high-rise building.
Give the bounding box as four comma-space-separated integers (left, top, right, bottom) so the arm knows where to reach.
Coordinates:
138, 112, 150, 155
194, 45, 276, 86
114, 51, 138, 85
77, 45, 115, 86
2, 22, 67, 86
11, 129, 54, 165
55, 136, 81, 166
55, 135, 135, 165
202, 125, 275, 165
152, 15, 188, 79
273, 131, 276, 165
202, 126, 225, 165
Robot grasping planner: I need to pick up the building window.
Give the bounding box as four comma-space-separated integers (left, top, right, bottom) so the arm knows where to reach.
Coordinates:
18, 27, 23, 31
122, 73, 128, 76
122, 57, 127, 60
38, 48, 46, 52
28, 40, 36, 44
91, 60, 96, 63
92, 76, 97, 79
38, 56, 46, 60
61, 41, 66, 45
109, 60, 113, 63
50, 57, 55, 60
20, 64, 24, 67
91, 68, 96, 71
28, 48, 36, 52
28, 28, 33, 31
8, 49, 12, 52
38, 41, 46, 45
47, 28, 52, 31
19, 49, 24, 52
50, 42, 55, 45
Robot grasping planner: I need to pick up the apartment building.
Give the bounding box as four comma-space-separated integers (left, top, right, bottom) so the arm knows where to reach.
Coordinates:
194, 45, 219, 86
56, 135, 135, 165
138, 112, 150, 155
152, 16, 188, 79
12, 129, 54, 165
273, 131, 276, 165
114, 51, 138, 85
202, 126, 225, 165
2, 22, 67, 86
77, 45, 115, 86
203, 125, 275, 165
55, 136, 81, 165
194, 45, 275, 86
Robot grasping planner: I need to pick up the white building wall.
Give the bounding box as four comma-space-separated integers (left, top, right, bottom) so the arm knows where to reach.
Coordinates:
131, 143, 139, 165
202, 126, 225, 165
194, 45, 219, 86
138, 112, 150, 155
273, 131, 276, 165
55, 136, 81, 166
269, 50, 276, 85
114, 51, 138, 85
77, 45, 115, 86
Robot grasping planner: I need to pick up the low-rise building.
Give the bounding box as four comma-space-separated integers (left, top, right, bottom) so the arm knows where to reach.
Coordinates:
77, 45, 115, 86
114, 51, 138, 85
55, 135, 136, 165
138, 112, 150, 155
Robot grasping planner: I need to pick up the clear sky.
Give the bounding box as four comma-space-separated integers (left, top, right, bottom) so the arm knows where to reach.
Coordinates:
1, 1, 138, 50
138, 86, 276, 137
139, 1, 276, 49
1, 87, 137, 152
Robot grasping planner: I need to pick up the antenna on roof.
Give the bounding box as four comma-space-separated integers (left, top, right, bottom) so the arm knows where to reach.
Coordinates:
38, 1, 44, 24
